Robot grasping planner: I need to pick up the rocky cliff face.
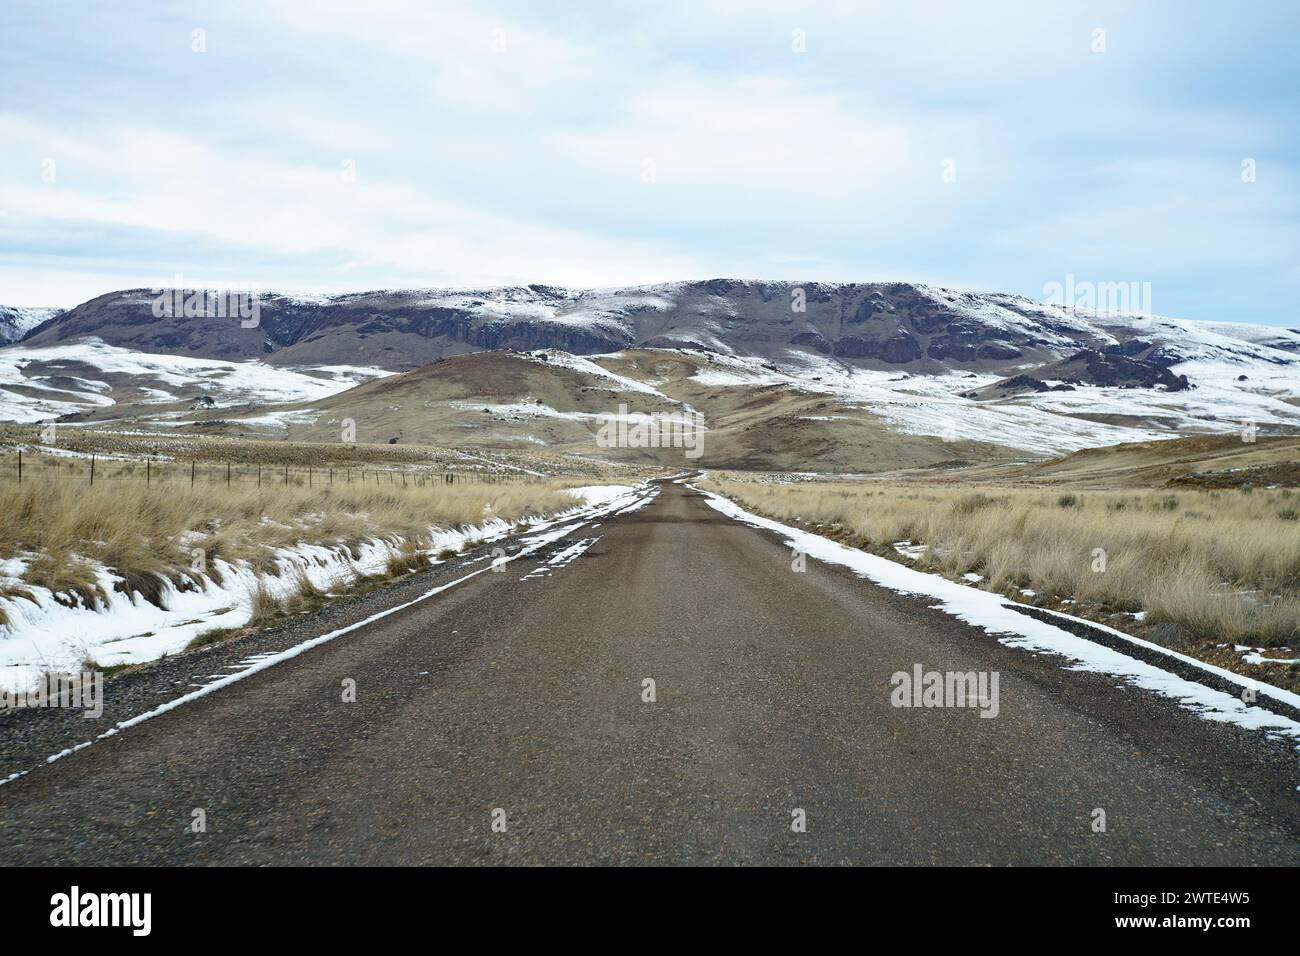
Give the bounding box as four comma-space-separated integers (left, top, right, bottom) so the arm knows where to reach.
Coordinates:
973, 349, 1192, 399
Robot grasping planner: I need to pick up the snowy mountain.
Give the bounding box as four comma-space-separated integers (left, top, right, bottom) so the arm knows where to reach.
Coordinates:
0, 305, 62, 345
19, 280, 1300, 375
3, 281, 1299, 465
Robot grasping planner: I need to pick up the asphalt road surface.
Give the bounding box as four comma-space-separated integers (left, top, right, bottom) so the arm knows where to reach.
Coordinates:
3, 480, 1298, 864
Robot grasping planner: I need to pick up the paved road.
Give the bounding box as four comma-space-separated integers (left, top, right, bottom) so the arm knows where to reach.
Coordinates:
2, 481, 1298, 864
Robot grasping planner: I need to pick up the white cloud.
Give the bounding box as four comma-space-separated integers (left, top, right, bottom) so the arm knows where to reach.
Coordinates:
0, 114, 699, 292
0, 0, 1296, 324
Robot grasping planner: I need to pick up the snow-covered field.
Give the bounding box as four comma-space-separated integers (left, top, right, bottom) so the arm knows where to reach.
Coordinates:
0, 484, 645, 691
0, 340, 389, 423
677, 350, 1166, 454
672, 340, 1300, 454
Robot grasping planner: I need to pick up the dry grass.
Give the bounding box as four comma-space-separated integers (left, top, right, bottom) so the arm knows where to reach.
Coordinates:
0, 424, 634, 480
0, 476, 582, 606
247, 578, 284, 626
705, 478, 1300, 648
385, 539, 433, 577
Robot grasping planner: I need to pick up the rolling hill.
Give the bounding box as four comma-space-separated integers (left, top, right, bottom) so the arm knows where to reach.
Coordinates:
3, 279, 1299, 472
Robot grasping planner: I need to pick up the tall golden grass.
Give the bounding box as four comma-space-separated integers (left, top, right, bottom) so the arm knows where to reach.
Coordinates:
705, 478, 1300, 647
0, 477, 582, 608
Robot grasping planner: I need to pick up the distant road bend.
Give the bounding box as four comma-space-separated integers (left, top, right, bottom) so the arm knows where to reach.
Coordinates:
2, 480, 1298, 865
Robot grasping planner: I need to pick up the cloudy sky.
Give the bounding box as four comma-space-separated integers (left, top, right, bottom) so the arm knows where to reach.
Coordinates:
2, 0, 1297, 325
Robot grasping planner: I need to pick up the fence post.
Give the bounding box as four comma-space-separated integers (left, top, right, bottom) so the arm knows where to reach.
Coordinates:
191, 461, 196, 487
17, 449, 21, 484
146, 457, 151, 486
89, 454, 95, 485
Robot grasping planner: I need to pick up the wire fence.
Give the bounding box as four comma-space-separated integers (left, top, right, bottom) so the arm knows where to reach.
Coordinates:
5, 451, 538, 489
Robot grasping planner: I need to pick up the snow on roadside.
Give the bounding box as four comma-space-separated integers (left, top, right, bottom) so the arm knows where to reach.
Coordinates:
7, 487, 653, 787
565, 485, 639, 508
695, 486, 1300, 745
0, 483, 642, 691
